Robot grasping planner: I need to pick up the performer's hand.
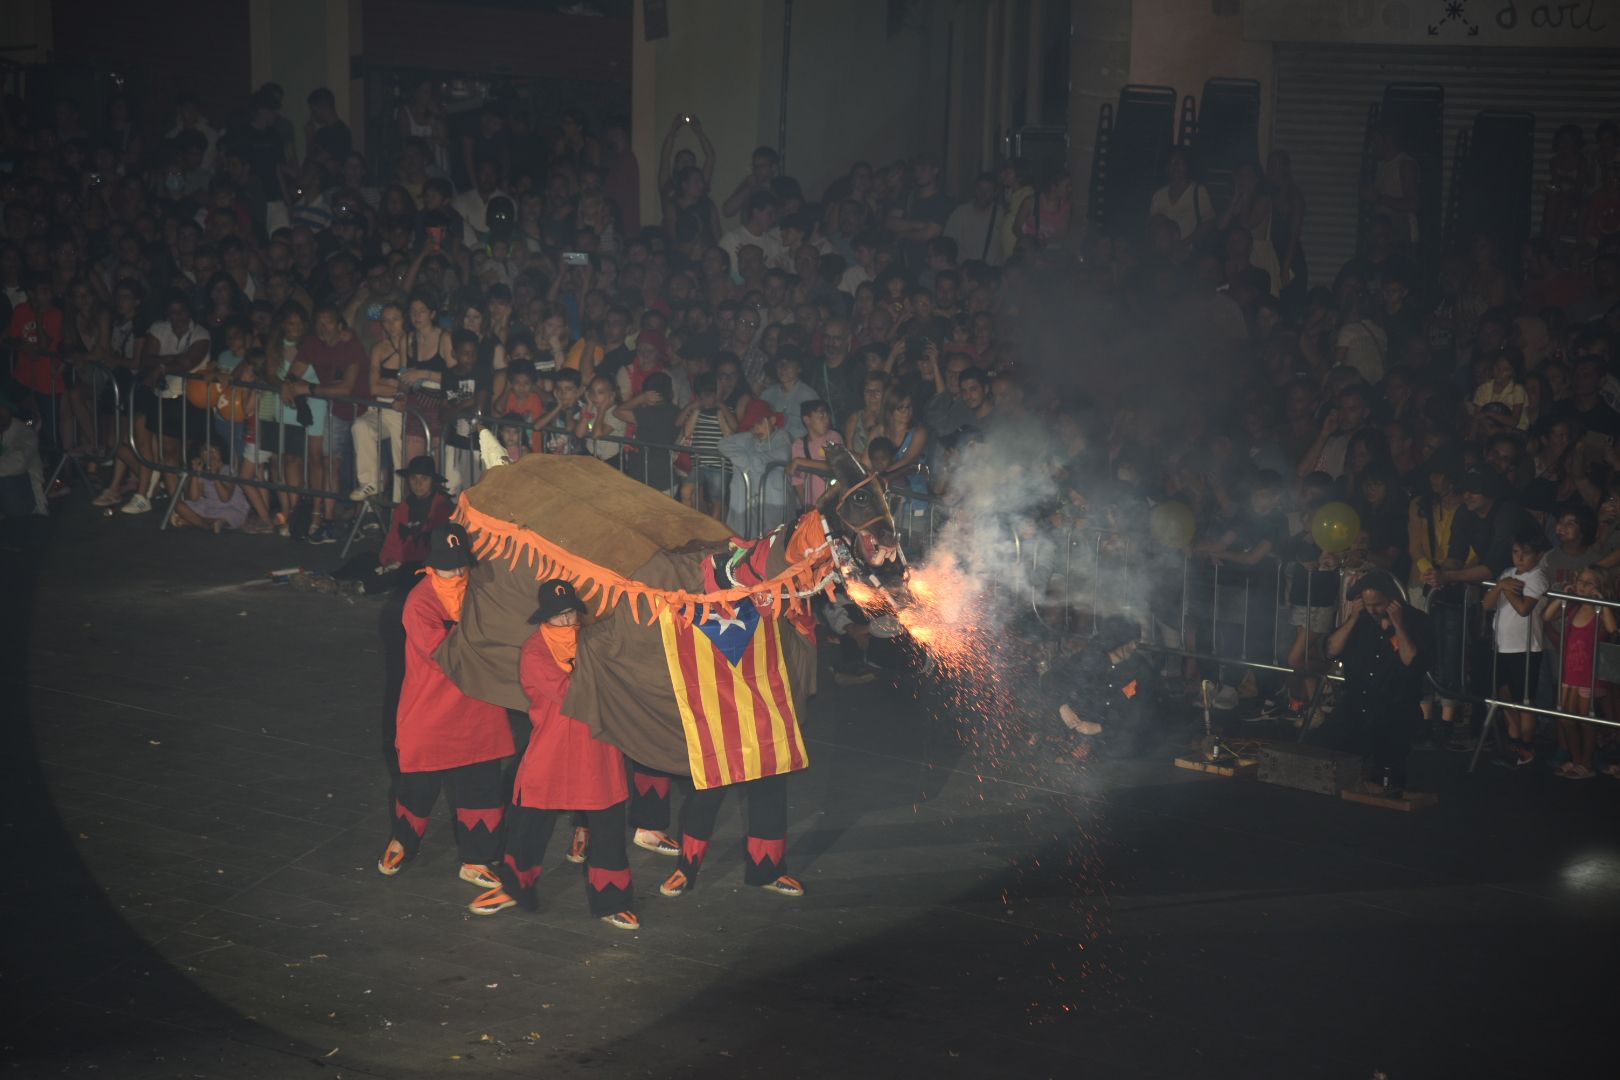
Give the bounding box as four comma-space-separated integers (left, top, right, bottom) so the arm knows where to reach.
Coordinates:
1344, 597, 1364, 620
1384, 601, 1404, 627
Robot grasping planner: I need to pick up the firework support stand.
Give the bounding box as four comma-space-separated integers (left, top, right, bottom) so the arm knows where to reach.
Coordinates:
1174, 737, 1258, 778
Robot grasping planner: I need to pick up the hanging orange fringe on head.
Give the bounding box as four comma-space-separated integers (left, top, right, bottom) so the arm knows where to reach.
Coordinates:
453, 496, 836, 627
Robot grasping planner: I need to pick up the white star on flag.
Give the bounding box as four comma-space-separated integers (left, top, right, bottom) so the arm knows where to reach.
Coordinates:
704, 610, 747, 634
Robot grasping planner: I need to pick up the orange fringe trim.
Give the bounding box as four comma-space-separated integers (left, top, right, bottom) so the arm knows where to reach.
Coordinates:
454, 495, 835, 626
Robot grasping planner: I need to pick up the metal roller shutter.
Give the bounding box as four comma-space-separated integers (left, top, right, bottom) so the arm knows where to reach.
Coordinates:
1273, 44, 1620, 287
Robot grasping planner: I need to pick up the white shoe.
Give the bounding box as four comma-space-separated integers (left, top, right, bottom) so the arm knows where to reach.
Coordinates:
119, 493, 152, 515
92, 489, 122, 508
348, 484, 377, 502
1212, 685, 1240, 710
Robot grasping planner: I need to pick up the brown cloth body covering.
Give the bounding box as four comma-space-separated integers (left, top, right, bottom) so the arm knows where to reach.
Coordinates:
436, 456, 818, 777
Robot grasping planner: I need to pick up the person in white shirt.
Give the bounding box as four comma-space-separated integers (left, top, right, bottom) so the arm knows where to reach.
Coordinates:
1483, 534, 1550, 763
942, 173, 1002, 266
718, 190, 784, 275
1147, 147, 1215, 255
451, 159, 510, 247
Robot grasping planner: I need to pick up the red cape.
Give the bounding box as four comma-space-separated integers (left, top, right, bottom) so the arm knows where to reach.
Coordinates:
513, 632, 627, 810
396, 577, 514, 773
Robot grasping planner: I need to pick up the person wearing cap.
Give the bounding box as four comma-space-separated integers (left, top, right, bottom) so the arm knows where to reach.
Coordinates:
373, 456, 453, 579
717, 398, 791, 534
1323, 570, 1435, 795
378, 523, 514, 890
468, 579, 638, 930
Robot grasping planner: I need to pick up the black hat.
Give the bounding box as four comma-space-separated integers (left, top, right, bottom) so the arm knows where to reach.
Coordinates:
528, 578, 586, 624
398, 455, 445, 483
1460, 470, 1504, 498
426, 523, 474, 571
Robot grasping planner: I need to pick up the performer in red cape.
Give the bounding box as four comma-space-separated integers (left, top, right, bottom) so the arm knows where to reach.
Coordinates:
377, 523, 514, 891
470, 579, 639, 930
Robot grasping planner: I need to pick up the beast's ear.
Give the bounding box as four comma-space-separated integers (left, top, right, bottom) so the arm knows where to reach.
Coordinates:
825, 444, 869, 489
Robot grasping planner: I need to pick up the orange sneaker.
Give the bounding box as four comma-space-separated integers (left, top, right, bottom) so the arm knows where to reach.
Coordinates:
759, 874, 804, 897
377, 839, 407, 876
633, 829, 679, 856
659, 869, 689, 897
600, 910, 640, 931
468, 886, 517, 916
459, 863, 501, 889
566, 826, 590, 864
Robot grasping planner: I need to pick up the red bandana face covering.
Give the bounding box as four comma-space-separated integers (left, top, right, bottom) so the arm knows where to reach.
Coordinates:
427, 571, 468, 622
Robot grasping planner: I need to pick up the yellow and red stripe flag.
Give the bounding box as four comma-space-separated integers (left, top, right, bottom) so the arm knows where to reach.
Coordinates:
657, 600, 809, 789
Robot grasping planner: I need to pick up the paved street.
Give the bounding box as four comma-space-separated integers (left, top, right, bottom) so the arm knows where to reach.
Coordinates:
4, 504, 1619, 1078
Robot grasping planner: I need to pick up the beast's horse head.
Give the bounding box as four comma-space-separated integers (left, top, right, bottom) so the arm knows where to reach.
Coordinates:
816, 444, 903, 579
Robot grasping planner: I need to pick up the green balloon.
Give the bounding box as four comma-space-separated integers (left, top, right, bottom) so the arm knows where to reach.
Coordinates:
1150, 501, 1196, 550
1310, 501, 1362, 554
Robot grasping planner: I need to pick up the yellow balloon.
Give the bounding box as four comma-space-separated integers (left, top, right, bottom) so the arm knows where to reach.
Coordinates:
1149, 501, 1196, 550
1310, 501, 1362, 554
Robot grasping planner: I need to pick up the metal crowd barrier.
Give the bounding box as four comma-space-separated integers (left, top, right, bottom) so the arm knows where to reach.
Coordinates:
1468, 581, 1620, 773
2, 350, 126, 500
120, 368, 434, 555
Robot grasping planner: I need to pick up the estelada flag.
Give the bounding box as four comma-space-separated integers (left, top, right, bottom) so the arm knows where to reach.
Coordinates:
657, 599, 809, 789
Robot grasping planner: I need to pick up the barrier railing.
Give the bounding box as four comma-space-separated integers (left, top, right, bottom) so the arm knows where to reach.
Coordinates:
1467, 581, 1620, 773
3, 350, 127, 500
118, 367, 434, 554
444, 416, 755, 531
989, 521, 1365, 740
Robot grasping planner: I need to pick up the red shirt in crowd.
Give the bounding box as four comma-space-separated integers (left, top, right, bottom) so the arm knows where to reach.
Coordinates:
7, 303, 65, 394
300, 332, 368, 419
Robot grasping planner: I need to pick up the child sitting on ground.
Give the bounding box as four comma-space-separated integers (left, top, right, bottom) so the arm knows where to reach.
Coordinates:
175, 442, 250, 533
1483, 529, 1550, 767
1541, 566, 1616, 780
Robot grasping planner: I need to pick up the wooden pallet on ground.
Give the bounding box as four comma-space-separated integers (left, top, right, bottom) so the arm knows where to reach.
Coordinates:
1174, 754, 1258, 778
1340, 788, 1439, 812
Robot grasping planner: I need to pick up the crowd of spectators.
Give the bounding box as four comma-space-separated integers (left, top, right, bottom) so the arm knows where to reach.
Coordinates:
2, 76, 1619, 782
